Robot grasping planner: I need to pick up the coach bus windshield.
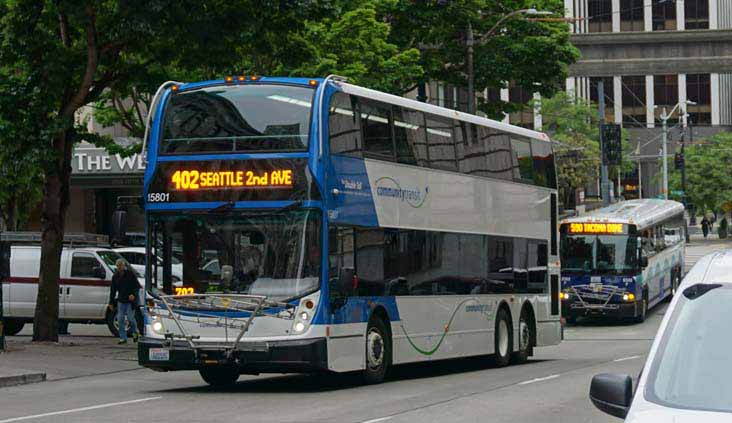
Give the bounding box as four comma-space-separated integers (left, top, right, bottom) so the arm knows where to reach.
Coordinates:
560, 232, 639, 275
161, 84, 314, 154
148, 209, 321, 300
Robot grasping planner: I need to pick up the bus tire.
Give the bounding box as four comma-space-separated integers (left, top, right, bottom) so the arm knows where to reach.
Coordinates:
199, 366, 239, 388
3, 318, 25, 336
363, 317, 390, 384
671, 270, 681, 298
511, 307, 534, 364
494, 307, 513, 367
634, 292, 648, 323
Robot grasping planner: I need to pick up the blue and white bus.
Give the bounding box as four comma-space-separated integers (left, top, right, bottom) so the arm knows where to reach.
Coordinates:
559, 199, 685, 323
138, 75, 562, 386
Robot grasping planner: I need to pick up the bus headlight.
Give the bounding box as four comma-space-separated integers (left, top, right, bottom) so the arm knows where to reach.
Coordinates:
151, 319, 165, 335
622, 293, 636, 301
560, 292, 571, 300
293, 321, 306, 333
300, 312, 309, 321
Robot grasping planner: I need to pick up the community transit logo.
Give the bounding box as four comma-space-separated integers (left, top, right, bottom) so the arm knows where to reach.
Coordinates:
375, 176, 428, 208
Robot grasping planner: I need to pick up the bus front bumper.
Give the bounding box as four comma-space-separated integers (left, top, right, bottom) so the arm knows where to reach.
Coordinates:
562, 300, 641, 320
138, 337, 328, 374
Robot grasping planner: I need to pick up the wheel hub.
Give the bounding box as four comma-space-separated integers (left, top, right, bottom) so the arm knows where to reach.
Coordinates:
498, 320, 509, 356
367, 329, 384, 369
519, 320, 530, 351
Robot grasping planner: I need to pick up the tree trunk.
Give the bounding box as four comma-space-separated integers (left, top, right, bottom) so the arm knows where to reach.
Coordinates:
32, 129, 73, 342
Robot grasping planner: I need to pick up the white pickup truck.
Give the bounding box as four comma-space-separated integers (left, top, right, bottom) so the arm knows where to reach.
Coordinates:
1, 245, 142, 336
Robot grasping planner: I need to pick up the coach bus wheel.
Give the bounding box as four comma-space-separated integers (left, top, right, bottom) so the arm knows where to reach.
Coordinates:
671, 271, 681, 297
363, 317, 391, 384
511, 309, 533, 364
3, 318, 25, 336
494, 307, 512, 367
199, 366, 240, 388
634, 293, 648, 323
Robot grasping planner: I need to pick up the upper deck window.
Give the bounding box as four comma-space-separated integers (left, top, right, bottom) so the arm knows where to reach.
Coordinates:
160, 84, 314, 154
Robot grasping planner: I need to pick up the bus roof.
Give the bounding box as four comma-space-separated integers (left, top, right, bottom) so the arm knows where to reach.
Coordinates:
560, 199, 685, 230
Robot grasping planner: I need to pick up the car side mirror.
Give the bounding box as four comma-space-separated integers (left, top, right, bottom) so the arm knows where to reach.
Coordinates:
589, 373, 633, 419
93, 266, 107, 279
338, 267, 355, 297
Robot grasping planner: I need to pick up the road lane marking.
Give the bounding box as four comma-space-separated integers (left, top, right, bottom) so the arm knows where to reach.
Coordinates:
0, 397, 161, 423
614, 355, 642, 362
518, 374, 560, 385
361, 417, 394, 423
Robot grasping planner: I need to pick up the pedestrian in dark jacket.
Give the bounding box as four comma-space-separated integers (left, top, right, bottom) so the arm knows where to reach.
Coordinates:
108, 259, 139, 344
701, 216, 710, 238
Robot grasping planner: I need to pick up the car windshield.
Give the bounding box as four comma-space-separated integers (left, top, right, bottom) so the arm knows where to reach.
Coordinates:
97, 250, 141, 278
560, 233, 638, 275
161, 84, 314, 154
149, 209, 321, 300
645, 284, 732, 413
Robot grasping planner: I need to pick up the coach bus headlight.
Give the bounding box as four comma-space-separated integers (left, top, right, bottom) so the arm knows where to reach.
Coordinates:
293, 321, 306, 333
300, 312, 309, 321
622, 293, 636, 302
151, 319, 165, 335
560, 292, 571, 300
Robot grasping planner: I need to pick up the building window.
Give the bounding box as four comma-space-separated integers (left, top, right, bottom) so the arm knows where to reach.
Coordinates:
685, 0, 709, 29
686, 74, 711, 125
588, 0, 612, 32
509, 83, 534, 128
622, 76, 647, 127
654, 75, 679, 124
620, 0, 645, 31
590, 77, 615, 122
652, 0, 677, 30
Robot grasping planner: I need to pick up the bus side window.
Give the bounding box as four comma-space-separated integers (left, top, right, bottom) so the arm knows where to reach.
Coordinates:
328, 93, 362, 157
328, 226, 355, 300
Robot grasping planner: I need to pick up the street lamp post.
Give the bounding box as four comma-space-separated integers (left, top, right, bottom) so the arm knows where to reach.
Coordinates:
465, 8, 552, 115
660, 100, 695, 200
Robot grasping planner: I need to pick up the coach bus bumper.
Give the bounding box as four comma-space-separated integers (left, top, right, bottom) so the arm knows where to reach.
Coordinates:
562, 300, 641, 320
138, 337, 328, 374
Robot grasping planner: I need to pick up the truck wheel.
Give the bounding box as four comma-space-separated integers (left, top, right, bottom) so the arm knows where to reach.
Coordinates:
199, 366, 239, 387
511, 308, 533, 364
494, 307, 513, 367
106, 308, 120, 337
363, 317, 391, 384
3, 318, 25, 336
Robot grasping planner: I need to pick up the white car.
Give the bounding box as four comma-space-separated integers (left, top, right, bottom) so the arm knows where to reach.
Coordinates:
1, 245, 142, 337
590, 249, 732, 421
114, 247, 183, 284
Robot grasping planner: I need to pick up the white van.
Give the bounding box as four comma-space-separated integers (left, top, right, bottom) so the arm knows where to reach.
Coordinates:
1, 245, 142, 336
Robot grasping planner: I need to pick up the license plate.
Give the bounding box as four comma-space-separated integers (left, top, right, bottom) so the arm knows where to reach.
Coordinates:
149, 348, 170, 361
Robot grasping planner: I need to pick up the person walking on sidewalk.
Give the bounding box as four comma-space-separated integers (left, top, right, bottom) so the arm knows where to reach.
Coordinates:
108, 259, 139, 344
701, 216, 710, 238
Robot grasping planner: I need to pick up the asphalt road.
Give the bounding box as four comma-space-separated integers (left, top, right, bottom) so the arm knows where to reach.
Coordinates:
2, 239, 721, 423
0, 305, 664, 423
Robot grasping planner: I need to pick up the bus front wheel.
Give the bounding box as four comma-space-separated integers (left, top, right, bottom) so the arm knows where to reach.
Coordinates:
634, 293, 648, 323
494, 307, 513, 367
511, 308, 534, 364
199, 366, 240, 388
363, 317, 391, 384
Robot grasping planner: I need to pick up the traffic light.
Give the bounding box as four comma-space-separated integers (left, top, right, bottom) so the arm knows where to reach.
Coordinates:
674, 152, 685, 170
601, 124, 622, 165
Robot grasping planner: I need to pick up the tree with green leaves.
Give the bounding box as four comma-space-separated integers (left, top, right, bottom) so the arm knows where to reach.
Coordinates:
537, 91, 601, 208
382, 0, 579, 116
669, 131, 732, 214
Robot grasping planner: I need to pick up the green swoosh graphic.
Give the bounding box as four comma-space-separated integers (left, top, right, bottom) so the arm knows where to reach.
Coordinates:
399, 298, 484, 356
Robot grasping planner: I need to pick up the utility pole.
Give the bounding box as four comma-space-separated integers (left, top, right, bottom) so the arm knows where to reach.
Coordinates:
598, 80, 610, 206
661, 107, 669, 200
466, 22, 475, 114
687, 117, 695, 226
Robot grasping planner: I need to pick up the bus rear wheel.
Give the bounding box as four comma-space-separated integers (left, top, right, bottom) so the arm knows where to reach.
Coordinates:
199, 366, 240, 387
494, 307, 513, 367
363, 317, 391, 384
511, 309, 533, 364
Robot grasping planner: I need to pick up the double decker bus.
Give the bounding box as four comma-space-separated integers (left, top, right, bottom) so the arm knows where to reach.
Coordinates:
138, 76, 562, 386
559, 199, 686, 323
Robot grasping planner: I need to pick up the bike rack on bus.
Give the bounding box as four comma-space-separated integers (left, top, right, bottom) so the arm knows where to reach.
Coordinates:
152, 294, 296, 357
569, 284, 625, 310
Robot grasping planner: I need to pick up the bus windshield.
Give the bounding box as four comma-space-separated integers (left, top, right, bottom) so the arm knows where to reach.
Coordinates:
149, 209, 321, 300
560, 233, 639, 275
161, 84, 314, 154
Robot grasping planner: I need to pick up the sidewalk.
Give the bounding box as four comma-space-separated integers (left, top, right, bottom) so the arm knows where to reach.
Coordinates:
0, 332, 140, 388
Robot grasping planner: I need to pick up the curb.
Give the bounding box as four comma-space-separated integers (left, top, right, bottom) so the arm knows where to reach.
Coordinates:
0, 373, 47, 388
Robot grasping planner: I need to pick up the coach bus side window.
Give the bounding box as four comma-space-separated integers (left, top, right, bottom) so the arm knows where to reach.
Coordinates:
328, 93, 362, 157
487, 236, 515, 293
360, 99, 394, 160
425, 115, 457, 171
511, 136, 534, 184
328, 226, 355, 299
393, 107, 424, 166
481, 126, 514, 181
531, 139, 557, 189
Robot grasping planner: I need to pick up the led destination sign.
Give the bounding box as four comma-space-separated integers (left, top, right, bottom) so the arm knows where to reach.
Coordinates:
170, 169, 293, 190
569, 222, 625, 234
